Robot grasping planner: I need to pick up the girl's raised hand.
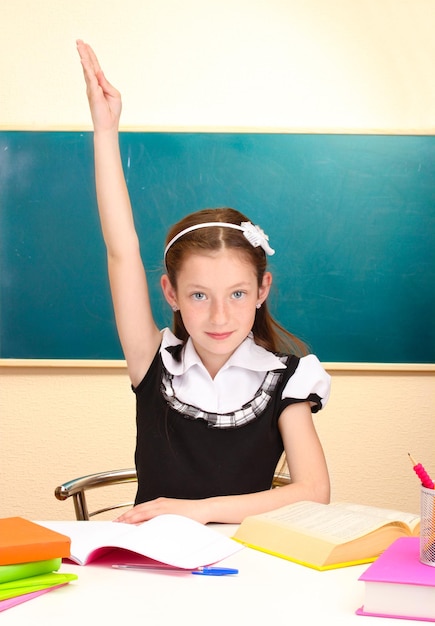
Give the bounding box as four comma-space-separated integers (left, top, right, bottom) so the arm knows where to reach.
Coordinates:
76, 39, 122, 132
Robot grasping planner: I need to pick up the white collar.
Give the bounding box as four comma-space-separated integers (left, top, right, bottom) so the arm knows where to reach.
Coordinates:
160, 327, 286, 377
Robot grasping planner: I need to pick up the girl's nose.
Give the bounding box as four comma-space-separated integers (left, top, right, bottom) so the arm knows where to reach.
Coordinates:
209, 300, 229, 325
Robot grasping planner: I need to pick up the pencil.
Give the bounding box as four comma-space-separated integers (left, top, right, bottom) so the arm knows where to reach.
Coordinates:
408, 453, 434, 489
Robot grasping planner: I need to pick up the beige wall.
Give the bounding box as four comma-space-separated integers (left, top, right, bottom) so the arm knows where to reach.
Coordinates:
1, 0, 434, 520
1, 0, 435, 132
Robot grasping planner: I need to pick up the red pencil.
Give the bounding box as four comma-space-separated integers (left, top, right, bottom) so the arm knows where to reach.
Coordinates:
408, 453, 435, 489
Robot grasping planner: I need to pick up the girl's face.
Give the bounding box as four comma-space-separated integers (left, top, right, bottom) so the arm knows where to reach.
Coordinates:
161, 249, 271, 378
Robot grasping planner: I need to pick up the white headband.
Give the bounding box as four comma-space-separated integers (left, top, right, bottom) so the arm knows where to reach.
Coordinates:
164, 221, 275, 261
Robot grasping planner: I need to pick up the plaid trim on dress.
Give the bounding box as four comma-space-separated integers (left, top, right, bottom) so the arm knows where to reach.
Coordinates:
160, 354, 289, 429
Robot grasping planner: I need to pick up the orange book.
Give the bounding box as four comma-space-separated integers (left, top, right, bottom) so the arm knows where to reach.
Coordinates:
0, 518, 70, 565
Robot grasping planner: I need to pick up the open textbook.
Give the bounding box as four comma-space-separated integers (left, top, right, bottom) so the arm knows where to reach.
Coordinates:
233, 501, 420, 570
39, 515, 242, 569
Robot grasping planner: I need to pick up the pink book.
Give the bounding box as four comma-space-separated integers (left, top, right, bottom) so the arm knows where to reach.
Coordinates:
0, 583, 68, 613
356, 537, 435, 622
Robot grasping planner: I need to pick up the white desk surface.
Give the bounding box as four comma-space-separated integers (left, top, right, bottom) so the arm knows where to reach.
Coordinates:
1, 523, 421, 625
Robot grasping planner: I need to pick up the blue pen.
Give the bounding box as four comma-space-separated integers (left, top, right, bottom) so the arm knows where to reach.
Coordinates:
112, 564, 238, 576
192, 567, 238, 576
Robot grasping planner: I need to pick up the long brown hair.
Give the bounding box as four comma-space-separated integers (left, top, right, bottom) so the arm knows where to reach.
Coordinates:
164, 207, 308, 357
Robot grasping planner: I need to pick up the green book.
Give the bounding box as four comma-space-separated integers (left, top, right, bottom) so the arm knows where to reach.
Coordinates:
0, 572, 77, 601
0, 558, 62, 584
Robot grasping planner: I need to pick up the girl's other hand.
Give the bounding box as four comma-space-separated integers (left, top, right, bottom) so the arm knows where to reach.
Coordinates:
114, 497, 210, 526
76, 39, 122, 132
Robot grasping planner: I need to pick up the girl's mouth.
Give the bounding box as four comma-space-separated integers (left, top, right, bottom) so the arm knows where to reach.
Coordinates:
206, 332, 233, 340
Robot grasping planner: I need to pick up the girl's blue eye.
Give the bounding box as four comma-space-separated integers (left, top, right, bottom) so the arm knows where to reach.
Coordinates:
192, 292, 206, 301
232, 291, 244, 299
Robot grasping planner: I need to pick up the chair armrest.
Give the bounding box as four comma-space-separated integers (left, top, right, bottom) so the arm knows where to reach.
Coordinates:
271, 470, 291, 488
55, 468, 137, 500
54, 468, 137, 520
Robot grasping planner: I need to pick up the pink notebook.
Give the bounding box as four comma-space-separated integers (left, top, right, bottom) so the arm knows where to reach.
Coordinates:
0, 583, 67, 613
356, 537, 435, 622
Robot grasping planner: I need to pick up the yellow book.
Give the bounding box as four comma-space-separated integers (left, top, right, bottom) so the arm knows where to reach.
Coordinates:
233, 501, 420, 570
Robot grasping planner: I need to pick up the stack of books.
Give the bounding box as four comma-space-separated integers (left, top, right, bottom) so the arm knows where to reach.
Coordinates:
0, 517, 76, 613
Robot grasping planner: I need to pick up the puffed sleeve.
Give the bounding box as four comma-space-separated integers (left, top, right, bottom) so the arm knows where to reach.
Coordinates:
281, 354, 331, 413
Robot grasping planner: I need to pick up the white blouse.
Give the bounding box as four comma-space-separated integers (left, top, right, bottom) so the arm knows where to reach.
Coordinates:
160, 328, 330, 415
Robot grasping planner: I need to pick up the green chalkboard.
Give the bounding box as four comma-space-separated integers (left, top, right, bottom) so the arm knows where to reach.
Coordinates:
1, 131, 434, 362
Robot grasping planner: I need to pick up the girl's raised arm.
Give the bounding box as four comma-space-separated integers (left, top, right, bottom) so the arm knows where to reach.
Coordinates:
76, 41, 161, 386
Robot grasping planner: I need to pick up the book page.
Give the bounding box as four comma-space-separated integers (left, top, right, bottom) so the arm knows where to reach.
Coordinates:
257, 502, 416, 543
39, 521, 133, 563
331, 503, 420, 530
118, 515, 242, 568
39, 516, 243, 568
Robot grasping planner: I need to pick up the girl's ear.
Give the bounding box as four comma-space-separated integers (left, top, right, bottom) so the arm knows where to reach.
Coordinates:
161, 274, 178, 308
258, 271, 272, 304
